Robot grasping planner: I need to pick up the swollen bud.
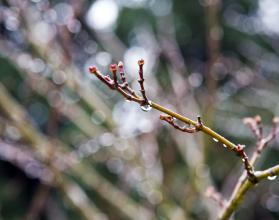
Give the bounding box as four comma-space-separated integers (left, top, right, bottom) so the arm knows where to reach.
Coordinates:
89, 66, 97, 74
110, 64, 117, 73
138, 59, 144, 66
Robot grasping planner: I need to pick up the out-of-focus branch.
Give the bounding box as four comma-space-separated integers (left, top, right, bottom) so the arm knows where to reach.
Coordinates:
0, 83, 155, 220
0, 140, 107, 220
243, 115, 263, 141
205, 186, 227, 209
250, 117, 279, 165
23, 184, 50, 220
205, 0, 221, 109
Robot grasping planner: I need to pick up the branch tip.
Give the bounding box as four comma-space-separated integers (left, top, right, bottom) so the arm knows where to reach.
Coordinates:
118, 61, 124, 68
109, 64, 117, 73
89, 66, 97, 74
138, 59, 145, 66
196, 115, 203, 130
254, 115, 262, 124
273, 116, 279, 125
110, 64, 118, 86
137, 59, 148, 103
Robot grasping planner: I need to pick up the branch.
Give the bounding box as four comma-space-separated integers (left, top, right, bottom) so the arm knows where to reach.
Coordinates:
219, 164, 279, 220
232, 144, 255, 182
219, 116, 279, 219
244, 116, 279, 165
88, 60, 255, 174
88, 60, 279, 219
243, 115, 263, 141
0, 140, 107, 220
160, 115, 203, 133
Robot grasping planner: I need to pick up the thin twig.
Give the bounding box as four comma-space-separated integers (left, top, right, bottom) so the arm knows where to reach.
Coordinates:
243, 115, 263, 141
137, 59, 148, 103
160, 115, 203, 133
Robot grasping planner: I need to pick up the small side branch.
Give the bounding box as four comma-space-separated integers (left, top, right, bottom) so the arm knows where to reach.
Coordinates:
250, 116, 279, 165
159, 115, 203, 133
137, 59, 148, 104
243, 115, 262, 141
89, 64, 144, 104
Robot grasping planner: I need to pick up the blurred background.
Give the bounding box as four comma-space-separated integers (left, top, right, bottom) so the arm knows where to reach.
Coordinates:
0, 0, 279, 219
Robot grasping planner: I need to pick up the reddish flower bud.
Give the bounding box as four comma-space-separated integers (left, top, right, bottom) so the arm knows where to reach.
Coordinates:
89, 66, 97, 74
110, 64, 117, 73
138, 59, 144, 66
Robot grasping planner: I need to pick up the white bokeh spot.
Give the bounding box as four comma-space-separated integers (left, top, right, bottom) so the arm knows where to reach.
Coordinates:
86, 0, 119, 31
258, 0, 279, 34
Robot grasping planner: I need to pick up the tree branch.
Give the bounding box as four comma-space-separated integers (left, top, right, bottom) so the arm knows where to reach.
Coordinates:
89, 61, 238, 150
219, 164, 279, 220
89, 60, 279, 220
219, 117, 279, 219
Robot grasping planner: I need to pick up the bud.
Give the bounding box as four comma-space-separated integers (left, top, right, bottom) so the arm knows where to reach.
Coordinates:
89, 66, 97, 74
273, 117, 279, 124
118, 61, 124, 68
110, 64, 117, 73
138, 59, 144, 66
254, 115, 262, 124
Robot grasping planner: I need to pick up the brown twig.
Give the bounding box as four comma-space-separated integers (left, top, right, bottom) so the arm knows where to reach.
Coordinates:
159, 115, 203, 133
89, 65, 144, 104
137, 59, 148, 104
250, 116, 279, 165
117, 61, 137, 96
243, 115, 263, 141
